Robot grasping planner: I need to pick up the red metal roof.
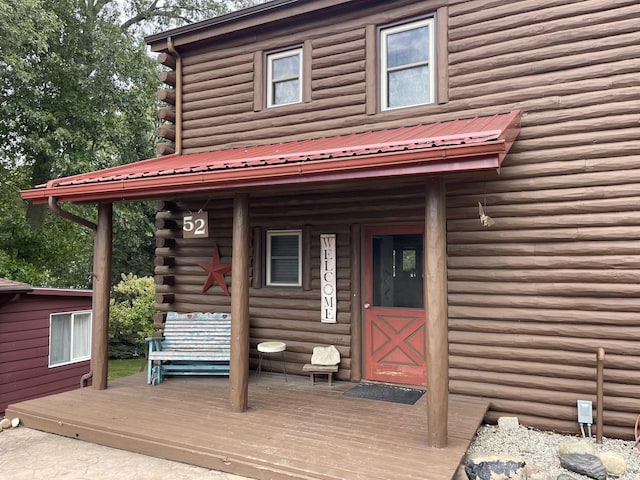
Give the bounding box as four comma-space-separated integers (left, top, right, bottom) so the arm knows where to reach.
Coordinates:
21, 111, 520, 204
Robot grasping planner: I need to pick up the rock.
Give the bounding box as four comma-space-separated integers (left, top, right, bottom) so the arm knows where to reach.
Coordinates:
558, 453, 606, 480
598, 451, 626, 476
558, 440, 595, 455
497, 417, 520, 431
11, 418, 19, 428
0, 418, 11, 429
465, 455, 527, 480
527, 474, 549, 480
525, 463, 540, 477
526, 465, 549, 480
556, 474, 576, 480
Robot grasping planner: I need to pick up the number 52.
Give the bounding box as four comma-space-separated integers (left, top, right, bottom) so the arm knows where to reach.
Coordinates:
183, 214, 207, 236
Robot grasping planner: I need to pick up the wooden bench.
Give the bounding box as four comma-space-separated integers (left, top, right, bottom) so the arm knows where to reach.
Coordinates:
147, 312, 231, 385
303, 364, 339, 386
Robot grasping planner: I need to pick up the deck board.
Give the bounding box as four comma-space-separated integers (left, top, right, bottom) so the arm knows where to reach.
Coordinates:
7, 373, 487, 480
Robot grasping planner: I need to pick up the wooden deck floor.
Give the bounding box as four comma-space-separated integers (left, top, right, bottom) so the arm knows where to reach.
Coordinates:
7, 373, 487, 480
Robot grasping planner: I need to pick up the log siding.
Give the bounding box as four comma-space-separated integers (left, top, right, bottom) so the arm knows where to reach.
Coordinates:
155, 187, 428, 383
152, 0, 640, 439
445, 0, 640, 439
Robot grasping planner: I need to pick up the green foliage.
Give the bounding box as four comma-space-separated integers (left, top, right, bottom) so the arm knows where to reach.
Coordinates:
0, 0, 59, 84
0, 0, 264, 288
0, 165, 93, 286
112, 202, 157, 287
109, 274, 155, 358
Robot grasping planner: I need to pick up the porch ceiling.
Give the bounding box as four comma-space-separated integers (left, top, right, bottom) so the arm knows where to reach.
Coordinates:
21, 111, 520, 204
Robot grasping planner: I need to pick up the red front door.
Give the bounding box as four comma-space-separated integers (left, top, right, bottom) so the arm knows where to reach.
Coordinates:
364, 226, 426, 386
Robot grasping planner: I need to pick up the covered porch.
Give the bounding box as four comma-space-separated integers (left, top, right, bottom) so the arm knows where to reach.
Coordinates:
7, 373, 488, 480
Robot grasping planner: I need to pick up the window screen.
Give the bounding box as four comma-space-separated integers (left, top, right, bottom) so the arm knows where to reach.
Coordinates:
381, 18, 434, 110
267, 48, 302, 107
267, 230, 302, 286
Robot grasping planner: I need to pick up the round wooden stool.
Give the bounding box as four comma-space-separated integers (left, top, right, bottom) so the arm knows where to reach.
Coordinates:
256, 341, 287, 382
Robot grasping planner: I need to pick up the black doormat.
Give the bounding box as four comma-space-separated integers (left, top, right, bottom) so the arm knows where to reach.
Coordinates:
343, 383, 425, 405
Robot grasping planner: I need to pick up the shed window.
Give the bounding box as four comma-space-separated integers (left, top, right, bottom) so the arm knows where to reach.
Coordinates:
267, 48, 302, 107
380, 18, 435, 110
267, 230, 302, 286
49, 311, 92, 367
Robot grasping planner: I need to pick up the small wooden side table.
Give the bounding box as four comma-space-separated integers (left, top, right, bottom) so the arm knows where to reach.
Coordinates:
303, 363, 339, 385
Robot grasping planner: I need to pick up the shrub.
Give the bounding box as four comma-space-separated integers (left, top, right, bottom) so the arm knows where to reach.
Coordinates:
109, 274, 155, 359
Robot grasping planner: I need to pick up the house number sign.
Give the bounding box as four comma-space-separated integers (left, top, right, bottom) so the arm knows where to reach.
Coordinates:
320, 234, 337, 323
183, 212, 209, 238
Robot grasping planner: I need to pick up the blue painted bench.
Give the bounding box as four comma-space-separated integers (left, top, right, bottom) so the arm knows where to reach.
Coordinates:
147, 312, 231, 385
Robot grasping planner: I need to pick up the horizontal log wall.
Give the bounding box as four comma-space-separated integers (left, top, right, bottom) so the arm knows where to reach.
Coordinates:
153, 0, 640, 439
446, 0, 640, 440
177, 0, 455, 153
154, 187, 426, 380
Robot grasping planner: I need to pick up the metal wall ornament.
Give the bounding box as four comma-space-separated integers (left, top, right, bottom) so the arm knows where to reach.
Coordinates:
197, 243, 231, 295
478, 201, 495, 227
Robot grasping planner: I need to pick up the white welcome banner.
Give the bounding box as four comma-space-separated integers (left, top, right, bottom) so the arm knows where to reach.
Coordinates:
320, 234, 337, 323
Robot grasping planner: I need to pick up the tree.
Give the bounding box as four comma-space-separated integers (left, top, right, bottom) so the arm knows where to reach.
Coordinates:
0, 0, 263, 288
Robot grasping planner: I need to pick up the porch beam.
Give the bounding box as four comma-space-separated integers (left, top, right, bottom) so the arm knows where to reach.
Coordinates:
92, 202, 113, 390
230, 193, 250, 412
424, 179, 448, 447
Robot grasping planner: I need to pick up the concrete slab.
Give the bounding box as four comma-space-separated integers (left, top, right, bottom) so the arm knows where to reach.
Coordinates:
0, 426, 253, 480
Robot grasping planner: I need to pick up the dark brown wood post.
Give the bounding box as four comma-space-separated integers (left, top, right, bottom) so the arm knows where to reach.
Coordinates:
350, 223, 362, 381
230, 193, 250, 412
425, 179, 448, 447
92, 202, 112, 390
596, 348, 605, 444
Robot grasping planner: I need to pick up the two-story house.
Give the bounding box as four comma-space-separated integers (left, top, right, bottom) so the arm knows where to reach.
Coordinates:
20, 0, 640, 447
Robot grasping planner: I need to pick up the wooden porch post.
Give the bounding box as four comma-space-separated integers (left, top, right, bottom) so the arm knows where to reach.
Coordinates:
424, 179, 448, 447
230, 193, 250, 412
350, 223, 362, 382
92, 202, 112, 390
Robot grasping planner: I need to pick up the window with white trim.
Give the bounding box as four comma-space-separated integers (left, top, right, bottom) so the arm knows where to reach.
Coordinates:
266, 230, 302, 286
380, 18, 435, 110
267, 48, 303, 107
49, 311, 92, 367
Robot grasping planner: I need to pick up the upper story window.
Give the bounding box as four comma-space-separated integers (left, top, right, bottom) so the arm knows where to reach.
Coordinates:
380, 18, 435, 110
267, 48, 303, 107
266, 229, 302, 286
49, 310, 92, 367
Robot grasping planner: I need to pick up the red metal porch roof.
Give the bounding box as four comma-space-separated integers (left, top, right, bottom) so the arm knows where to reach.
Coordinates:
21, 111, 520, 204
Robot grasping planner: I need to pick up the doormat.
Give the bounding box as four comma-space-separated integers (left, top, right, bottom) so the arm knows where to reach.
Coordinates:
343, 383, 425, 405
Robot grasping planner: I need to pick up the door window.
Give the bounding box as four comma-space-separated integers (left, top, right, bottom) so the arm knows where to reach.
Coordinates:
371, 234, 423, 308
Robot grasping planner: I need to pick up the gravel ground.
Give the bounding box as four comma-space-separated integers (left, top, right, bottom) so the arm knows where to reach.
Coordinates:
465, 423, 640, 480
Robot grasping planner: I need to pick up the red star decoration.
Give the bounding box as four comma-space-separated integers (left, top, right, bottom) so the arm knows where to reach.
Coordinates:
196, 243, 231, 296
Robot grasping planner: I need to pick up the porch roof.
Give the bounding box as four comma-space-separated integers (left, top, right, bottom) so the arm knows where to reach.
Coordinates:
21, 111, 520, 204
